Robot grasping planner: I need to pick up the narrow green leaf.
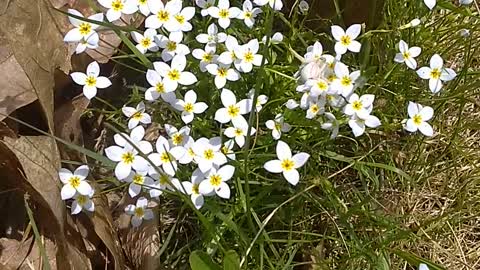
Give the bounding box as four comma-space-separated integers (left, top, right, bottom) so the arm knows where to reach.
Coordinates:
115, 30, 153, 68
392, 249, 446, 270
223, 250, 240, 270
189, 250, 222, 270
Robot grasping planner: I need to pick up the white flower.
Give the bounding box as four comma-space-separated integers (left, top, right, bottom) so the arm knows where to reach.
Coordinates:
403, 102, 434, 136
71, 191, 95, 215
206, 63, 240, 89
222, 139, 236, 160
298, 0, 309, 14
196, 0, 215, 16
199, 165, 235, 199
266, 114, 291, 140
124, 170, 155, 197
155, 31, 190, 62
136, 0, 151, 16
173, 90, 208, 124
394, 40, 421, 69
343, 94, 375, 119
58, 165, 93, 200
131, 29, 159, 54
348, 114, 381, 137
234, 39, 263, 73
148, 171, 177, 197
306, 78, 332, 97
148, 136, 186, 176
70, 61, 112, 99
193, 137, 227, 173
306, 98, 325, 119
330, 62, 360, 97
224, 121, 256, 147
145, 0, 181, 29
214, 89, 252, 127
125, 197, 154, 227
207, 0, 241, 29
163, 5, 195, 32
423, 0, 436, 10
261, 32, 284, 44
180, 168, 209, 209
459, 29, 470, 38
254, 0, 283, 11
165, 124, 191, 147
218, 35, 239, 65
153, 55, 198, 92
321, 113, 339, 139
122, 101, 152, 129
419, 263, 430, 270
145, 68, 176, 103
237, 0, 262, 28
304, 41, 323, 62
98, 0, 138, 22
326, 93, 346, 108
285, 99, 299, 109
331, 24, 362, 55
179, 137, 197, 164
105, 127, 151, 180
460, 0, 473, 5
264, 141, 309, 185
75, 34, 100, 54
247, 89, 268, 112
416, 54, 456, 93
63, 9, 103, 44
192, 45, 218, 72
196, 23, 227, 48
410, 18, 421, 27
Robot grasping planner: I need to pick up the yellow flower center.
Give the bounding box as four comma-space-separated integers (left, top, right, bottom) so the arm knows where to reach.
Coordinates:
327, 74, 337, 82
202, 53, 213, 62
156, 82, 165, 93
192, 184, 200, 194
76, 195, 88, 205
139, 0, 147, 4
281, 159, 295, 171
160, 151, 172, 163
244, 51, 254, 63
340, 35, 351, 46
227, 105, 240, 117
217, 67, 228, 77
85, 76, 97, 87
341, 76, 352, 86
204, 149, 214, 160
157, 10, 170, 22
209, 174, 222, 186
141, 37, 151, 48
234, 128, 243, 136
430, 68, 441, 79
317, 81, 328, 91
69, 176, 81, 188
133, 174, 144, 185
79, 23, 91, 36
132, 111, 143, 120
310, 104, 319, 113
413, 114, 423, 125
134, 207, 144, 217
184, 102, 194, 113
328, 62, 335, 69
221, 145, 229, 154
172, 134, 184, 145
168, 69, 180, 81
174, 14, 185, 24
403, 51, 410, 59
352, 100, 363, 111
112, 0, 124, 11
166, 41, 177, 51
274, 123, 281, 131
219, 9, 229, 18
159, 174, 170, 185
122, 152, 135, 164
244, 11, 253, 18
188, 147, 195, 157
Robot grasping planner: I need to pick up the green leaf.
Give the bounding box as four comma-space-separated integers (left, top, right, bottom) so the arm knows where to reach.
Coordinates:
189, 250, 222, 270
223, 250, 240, 270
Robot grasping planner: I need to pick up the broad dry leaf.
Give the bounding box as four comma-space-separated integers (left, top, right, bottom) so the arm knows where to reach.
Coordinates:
0, 0, 70, 127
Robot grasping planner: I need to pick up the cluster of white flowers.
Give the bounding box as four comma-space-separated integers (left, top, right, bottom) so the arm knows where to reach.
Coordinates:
58, 165, 95, 215
423, 0, 473, 10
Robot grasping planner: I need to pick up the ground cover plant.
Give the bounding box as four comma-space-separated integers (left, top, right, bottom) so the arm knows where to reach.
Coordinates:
0, 0, 479, 269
